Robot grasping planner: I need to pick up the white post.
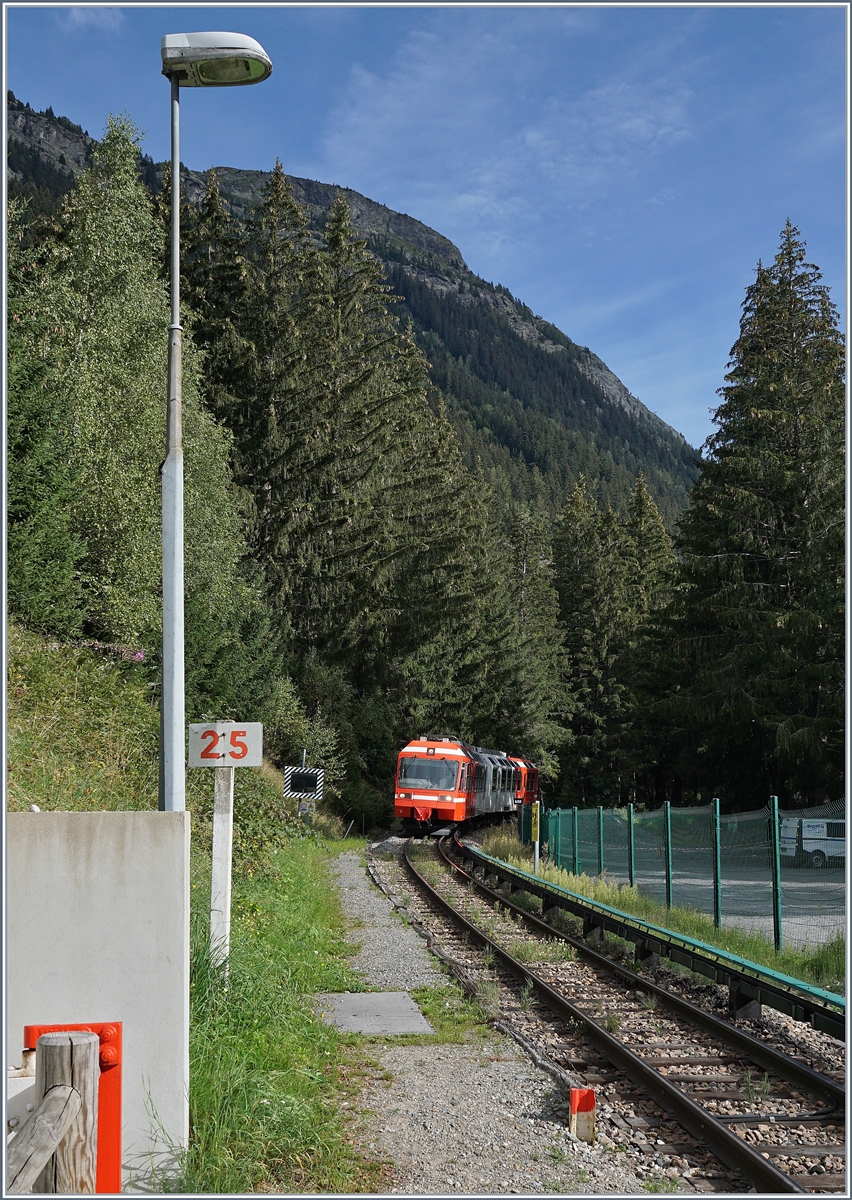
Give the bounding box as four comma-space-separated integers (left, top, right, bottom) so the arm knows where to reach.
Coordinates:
210, 766, 235, 969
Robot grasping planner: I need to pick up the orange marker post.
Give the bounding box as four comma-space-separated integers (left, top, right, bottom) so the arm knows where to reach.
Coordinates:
569, 1086, 596, 1143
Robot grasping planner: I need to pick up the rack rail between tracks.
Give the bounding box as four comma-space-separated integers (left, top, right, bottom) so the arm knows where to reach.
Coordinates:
403, 838, 826, 1194
456, 837, 845, 1041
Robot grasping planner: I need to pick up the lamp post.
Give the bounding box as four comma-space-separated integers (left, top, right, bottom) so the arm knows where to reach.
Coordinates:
159, 32, 272, 811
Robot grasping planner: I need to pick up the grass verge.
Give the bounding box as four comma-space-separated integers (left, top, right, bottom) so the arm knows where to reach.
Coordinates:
479, 823, 845, 994
170, 837, 392, 1193
6, 625, 395, 1192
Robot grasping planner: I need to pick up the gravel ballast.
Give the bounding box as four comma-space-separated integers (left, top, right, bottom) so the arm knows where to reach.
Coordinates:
331, 844, 654, 1194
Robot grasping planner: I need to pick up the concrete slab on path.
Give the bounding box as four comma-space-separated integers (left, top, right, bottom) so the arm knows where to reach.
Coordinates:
314, 991, 434, 1035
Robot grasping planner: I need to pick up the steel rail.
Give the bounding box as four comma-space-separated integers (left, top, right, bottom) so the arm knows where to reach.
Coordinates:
456, 835, 845, 1040
439, 837, 845, 1110
403, 838, 806, 1194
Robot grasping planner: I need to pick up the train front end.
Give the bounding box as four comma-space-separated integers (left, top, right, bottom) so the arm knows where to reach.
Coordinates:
394, 736, 474, 828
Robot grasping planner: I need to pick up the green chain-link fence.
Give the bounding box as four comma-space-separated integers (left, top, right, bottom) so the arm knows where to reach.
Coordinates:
520, 798, 845, 950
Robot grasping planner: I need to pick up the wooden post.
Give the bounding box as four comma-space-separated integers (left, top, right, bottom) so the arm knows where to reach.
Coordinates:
33, 1031, 99, 1193
211, 764, 235, 968
7, 1086, 81, 1194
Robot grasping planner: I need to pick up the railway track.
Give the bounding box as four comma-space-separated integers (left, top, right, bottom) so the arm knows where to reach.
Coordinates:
393, 835, 845, 1195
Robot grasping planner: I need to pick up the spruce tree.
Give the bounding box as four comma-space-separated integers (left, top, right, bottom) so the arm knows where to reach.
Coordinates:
499, 508, 566, 775
553, 479, 634, 803
620, 473, 677, 802
624, 472, 676, 615
670, 222, 844, 803
179, 169, 250, 429
237, 159, 318, 570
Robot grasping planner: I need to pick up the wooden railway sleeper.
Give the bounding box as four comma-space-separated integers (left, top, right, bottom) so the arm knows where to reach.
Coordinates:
407, 839, 808, 1194
445, 838, 844, 1111
454, 837, 845, 1041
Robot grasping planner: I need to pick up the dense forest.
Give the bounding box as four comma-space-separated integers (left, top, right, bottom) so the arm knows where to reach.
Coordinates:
7, 89, 698, 528
7, 110, 845, 817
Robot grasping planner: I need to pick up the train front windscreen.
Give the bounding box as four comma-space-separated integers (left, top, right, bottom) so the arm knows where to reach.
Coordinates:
397, 756, 459, 791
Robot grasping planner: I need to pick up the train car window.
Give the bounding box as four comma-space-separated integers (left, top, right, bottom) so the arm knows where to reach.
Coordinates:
491, 766, 498, 790
397, 757, 458, 791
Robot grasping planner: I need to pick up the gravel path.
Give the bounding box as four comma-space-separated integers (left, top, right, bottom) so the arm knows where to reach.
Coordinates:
331, 851, 444, 990
331, 841, 652, 1195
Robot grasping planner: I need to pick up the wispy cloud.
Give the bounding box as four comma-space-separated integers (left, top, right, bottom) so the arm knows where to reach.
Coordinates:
59, 7, 123, 33
300, 14, 695, 274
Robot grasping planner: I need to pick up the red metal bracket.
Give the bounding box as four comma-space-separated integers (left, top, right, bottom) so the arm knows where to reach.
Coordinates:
23, 1022, 122, 1194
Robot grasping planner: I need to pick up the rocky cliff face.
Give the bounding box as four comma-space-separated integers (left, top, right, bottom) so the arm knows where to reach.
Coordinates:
7, 105, 464, 268
7, 107, 94, 180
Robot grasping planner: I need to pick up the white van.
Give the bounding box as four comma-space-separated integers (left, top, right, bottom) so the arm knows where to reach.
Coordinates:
779, 817, 845, 868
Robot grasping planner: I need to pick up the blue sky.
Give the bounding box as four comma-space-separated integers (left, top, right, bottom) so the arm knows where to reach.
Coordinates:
5, 4, 848, 449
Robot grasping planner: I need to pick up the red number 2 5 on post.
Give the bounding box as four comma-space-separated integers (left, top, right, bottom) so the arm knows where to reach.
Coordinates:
188, 723, 262, 768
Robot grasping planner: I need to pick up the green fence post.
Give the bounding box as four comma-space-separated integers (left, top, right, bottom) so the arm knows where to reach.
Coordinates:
769, 795, 783, 952
597, 806, 605, 877
664, 800, 673, 908
556, 807, 562, 869
572, 807, 579, 876
627, 802, 635, 887
712, 797, 722, 930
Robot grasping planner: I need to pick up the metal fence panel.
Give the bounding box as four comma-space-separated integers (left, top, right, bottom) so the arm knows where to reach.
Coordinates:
521, 799, 844, 948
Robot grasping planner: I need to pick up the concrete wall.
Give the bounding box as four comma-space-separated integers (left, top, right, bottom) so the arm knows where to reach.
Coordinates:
6, 811, 190, 1188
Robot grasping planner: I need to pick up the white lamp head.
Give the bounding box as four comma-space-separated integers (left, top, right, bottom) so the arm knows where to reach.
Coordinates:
161, 32, 272, 87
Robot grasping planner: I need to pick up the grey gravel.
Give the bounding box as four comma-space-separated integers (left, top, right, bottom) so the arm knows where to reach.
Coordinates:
330, 843, 654, 1195
332, 850, 444, 990
358, 1041, 650, 1195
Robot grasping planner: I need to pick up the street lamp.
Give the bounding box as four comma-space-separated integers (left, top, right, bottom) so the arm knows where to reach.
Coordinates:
159, 32, 272, 812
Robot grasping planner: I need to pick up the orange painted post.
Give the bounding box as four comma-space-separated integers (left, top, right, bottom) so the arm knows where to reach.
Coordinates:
569, 1086, 596, 1143
23, 1022, 122, 1194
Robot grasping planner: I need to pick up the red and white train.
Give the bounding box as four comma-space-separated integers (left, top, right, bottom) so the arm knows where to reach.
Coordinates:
394, 734, 539, 827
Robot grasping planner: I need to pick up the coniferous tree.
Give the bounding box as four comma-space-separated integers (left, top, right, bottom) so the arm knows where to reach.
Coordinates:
669, 222, 845, 804
179, 168, 251, 428
237, 159, 319, 579
553, 479, 634, 803
498, 508, 567, 775
620, 473, 677, 802
624, 472, 676, 615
